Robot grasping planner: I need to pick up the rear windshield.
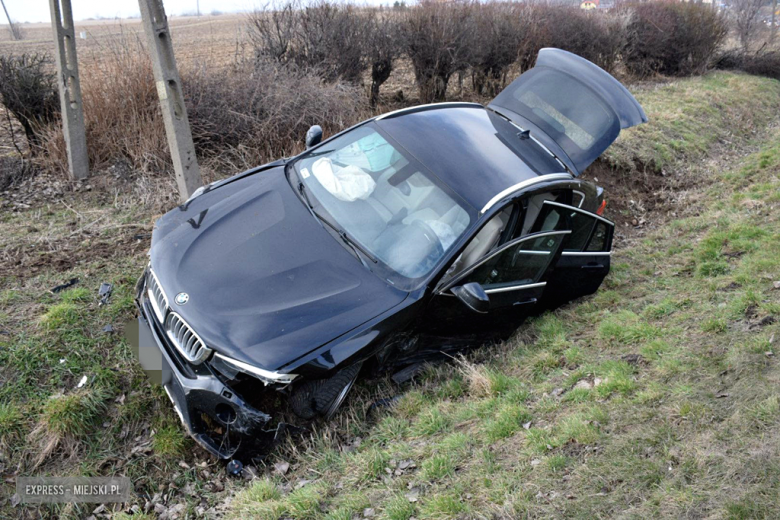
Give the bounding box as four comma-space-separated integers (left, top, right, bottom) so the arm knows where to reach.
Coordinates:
494, 68, 620, 170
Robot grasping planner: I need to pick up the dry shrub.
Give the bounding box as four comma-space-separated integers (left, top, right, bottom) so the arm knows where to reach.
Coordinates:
401, 0, 476, 103
38, 34, 168, 174
364, 11, 403, 107
294, 1, 367, 83
715, 50, 780, 81
0, 53, 59, 150
249, 1, 369, 84
250, 3, 401, 106
471, 2, 531, 96
38, 33, 366, 176
532, 7, 629, 75
248, 2, 299, 64
186, 58, 368, 168
622, 2, 728, 78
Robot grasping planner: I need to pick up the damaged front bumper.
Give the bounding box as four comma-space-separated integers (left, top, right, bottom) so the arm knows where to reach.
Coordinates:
131, 275, 285, 459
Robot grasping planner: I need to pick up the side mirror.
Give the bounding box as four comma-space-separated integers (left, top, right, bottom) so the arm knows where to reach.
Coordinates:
305, 125, 323, 149
450, 282, 490, 314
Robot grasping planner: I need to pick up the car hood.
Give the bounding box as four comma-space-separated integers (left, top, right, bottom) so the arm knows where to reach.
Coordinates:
150, 165, 408, 371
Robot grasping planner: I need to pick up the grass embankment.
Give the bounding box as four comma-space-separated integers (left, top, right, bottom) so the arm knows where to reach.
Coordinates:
0, 72, 778, 519
605, 72, 780, 174
228, 73, 780, 519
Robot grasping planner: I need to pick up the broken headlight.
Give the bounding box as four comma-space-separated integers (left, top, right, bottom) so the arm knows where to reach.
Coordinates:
212, 353, 298, 386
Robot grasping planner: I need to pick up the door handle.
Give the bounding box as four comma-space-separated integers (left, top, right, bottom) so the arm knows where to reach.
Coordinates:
513, 298, 537, 306
581, 264, 605, 270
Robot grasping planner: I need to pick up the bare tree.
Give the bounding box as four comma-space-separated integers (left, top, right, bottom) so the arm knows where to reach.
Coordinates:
401, 1, 476, 103
732, 0, 768, 51
248, 2, 299, 64
364, 11, 401, 107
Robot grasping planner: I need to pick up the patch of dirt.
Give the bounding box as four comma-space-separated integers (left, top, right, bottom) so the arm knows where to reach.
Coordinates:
1, 231, 151, 279
0, 169, 163, 278
581, 128, 774, 249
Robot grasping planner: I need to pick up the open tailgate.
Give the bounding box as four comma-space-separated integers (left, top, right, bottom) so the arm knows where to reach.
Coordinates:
488, 48, 647, 176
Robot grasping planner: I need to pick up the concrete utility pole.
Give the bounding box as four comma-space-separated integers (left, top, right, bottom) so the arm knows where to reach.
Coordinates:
1, 0, 21, 40
49, 0, 89, 180
138, 0, 202, 201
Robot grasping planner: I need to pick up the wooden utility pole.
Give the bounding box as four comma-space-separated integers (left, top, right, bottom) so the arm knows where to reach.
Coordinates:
138, 0, 202, 201
49, 0, 89, 180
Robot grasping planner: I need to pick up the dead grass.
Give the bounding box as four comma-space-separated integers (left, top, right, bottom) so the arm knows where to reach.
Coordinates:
33, 32, 369, 178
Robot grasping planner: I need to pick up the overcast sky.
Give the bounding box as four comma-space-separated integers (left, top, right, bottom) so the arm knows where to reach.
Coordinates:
2, 0, 336, 24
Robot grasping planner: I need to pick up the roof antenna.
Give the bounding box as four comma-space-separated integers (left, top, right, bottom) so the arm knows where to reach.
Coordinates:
517, 129, 531, 140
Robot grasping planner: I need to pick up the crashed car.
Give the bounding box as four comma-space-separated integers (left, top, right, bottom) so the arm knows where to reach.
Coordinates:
132, 48, 646, 458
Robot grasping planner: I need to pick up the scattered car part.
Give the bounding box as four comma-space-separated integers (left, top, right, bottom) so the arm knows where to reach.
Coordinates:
50, 278, 79, 294
391, 362, 428, 385
368, 396, 401, 414
98, 282, 112, 305
226, 459, 243, 477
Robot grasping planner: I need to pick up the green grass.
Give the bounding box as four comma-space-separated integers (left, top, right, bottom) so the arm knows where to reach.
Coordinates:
41, 389, 108, 437
2, 72, 780, 519
604, 72, 780, 173
383, 494, 416, 520
152, 424, 191, 458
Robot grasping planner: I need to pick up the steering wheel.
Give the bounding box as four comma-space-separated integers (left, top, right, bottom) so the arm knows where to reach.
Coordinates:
411, 219, 444, 259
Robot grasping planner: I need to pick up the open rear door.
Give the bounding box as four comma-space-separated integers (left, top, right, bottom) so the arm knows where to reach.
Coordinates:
488, 48, 647, 176
526, 199, 615, 308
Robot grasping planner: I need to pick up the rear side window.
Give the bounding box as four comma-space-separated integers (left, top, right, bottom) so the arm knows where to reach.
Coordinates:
530, 204, 595, 251
586, 222, 609, 252
529, 201, 613, 252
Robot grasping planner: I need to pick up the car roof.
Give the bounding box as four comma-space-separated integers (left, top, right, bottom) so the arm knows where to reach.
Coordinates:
375, 104, 569, 211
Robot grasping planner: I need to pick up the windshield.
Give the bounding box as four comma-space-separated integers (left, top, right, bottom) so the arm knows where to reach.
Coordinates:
293, 123, 475, 286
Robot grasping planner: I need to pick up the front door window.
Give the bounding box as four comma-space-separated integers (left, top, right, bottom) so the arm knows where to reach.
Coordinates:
444, 230, 570, 294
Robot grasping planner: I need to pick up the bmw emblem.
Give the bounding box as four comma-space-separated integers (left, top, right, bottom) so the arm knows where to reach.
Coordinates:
175, 292, 189, 305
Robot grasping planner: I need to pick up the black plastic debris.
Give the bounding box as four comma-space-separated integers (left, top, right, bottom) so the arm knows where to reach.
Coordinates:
368, 396, 401, 414
226, 459, 243, 477
391, 362, 426, 384
50, 278, 79, 294
98, 283, 113, 306
102, 324, 114, 334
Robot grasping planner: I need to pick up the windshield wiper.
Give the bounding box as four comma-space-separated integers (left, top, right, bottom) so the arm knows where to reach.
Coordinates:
317, 216, 378, 269
297, 180, 322, 226
339, 229, 378, 265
